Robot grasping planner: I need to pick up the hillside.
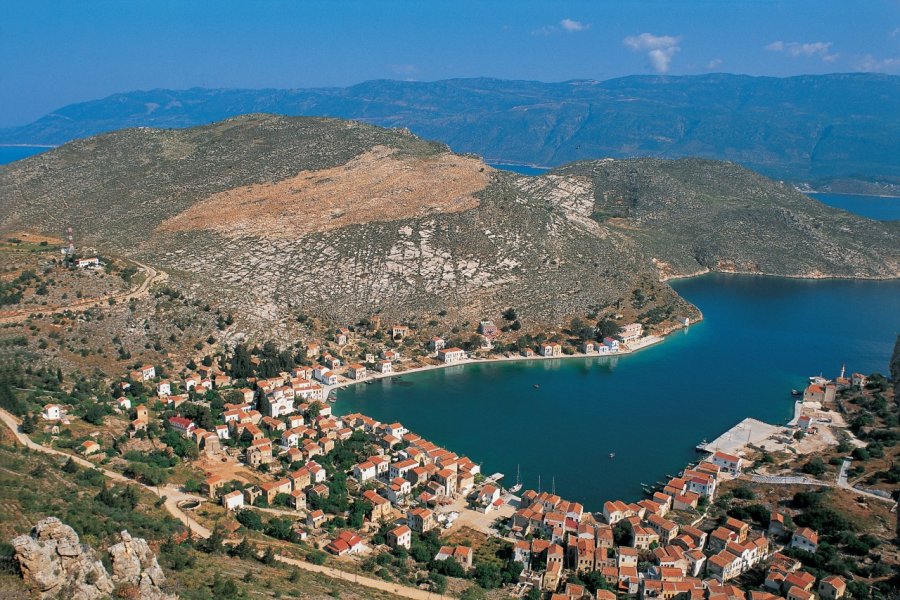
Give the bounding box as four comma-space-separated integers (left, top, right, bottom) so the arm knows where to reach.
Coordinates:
2, 74, 899, 188
1, 115, 897, 339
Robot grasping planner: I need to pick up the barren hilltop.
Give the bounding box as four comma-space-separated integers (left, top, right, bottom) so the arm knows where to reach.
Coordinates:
1, 114, 897, 340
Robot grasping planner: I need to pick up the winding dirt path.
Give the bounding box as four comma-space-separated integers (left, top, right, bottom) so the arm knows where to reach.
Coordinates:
0, 259, 167, 324
0, 408, 450, 600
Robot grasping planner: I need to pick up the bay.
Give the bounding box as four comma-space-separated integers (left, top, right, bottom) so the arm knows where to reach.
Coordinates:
0, 146, 51, 165
333, 275, 900, 509
808, 192, 900, 221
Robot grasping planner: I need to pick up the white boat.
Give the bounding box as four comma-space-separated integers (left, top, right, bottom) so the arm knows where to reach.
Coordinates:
509, 464, 522, 493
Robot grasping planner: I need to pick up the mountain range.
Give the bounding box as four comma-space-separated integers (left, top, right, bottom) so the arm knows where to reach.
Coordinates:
2, 74, 899, 191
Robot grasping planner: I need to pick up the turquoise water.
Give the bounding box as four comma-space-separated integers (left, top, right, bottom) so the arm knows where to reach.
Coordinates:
0, 146, 51, 164
334, 275, 900, 509
808, 192, 900, 221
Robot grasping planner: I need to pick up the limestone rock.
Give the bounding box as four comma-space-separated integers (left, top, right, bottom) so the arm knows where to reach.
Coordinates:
12, 517, 113, 600
108, 530, 174, 600
12, 518, 176, 600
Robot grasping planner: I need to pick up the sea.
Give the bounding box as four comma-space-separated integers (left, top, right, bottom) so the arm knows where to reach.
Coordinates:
0, 146, 52, 164
334, 275, 900, 508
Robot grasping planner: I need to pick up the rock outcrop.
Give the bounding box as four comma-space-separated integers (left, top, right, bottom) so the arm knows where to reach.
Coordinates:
12, 517, 175, 600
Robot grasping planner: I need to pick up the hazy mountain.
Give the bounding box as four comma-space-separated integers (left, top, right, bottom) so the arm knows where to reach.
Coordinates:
1, 115, 897, 337
2, 74, 899, 187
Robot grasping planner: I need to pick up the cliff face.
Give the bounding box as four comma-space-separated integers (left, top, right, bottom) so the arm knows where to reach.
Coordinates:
12, 517, 174, 600
0, 115, 897, 339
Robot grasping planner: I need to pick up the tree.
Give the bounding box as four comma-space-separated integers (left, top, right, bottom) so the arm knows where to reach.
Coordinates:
474, 562, 503, 589
20, 414, 36, 434
231, 537, 256, 560
261, 546, 275, 565
236, 509, 264, 531
801, 457, 826, 477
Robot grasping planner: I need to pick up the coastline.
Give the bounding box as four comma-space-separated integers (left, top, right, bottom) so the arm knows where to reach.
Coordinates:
323, 334, 667, 400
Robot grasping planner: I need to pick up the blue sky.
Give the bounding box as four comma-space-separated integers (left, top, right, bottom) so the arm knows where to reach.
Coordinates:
2, 0, 899, 126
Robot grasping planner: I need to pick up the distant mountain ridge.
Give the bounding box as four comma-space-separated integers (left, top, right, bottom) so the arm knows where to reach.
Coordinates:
3, 73, 899, 187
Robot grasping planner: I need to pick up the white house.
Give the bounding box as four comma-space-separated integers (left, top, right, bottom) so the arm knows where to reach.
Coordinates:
268, 396, 296, 418
353, 461, 378, 483
377, 360, 393, 374
602, 337, 620, 351
41, 404, 62, 421
156, 380, 171, 397
76, 257, 101, 269
437, 347, 466, 364
710, 451, 743, 476
223, 490, 244, 511
430, 337, 446, 352
620, 323, 643, 342
791, 528, 819, 553
139, 364, 156, 381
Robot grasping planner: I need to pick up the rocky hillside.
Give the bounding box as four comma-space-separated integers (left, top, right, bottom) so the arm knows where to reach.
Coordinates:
1, 115, 897, 339
12, 517, 174, 599
554, 158, 900, 280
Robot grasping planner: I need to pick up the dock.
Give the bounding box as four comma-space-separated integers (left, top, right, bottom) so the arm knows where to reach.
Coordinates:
696, 418, 780, 456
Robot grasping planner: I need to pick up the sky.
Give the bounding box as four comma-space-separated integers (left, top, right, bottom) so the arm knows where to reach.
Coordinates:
2, 0, 899, 127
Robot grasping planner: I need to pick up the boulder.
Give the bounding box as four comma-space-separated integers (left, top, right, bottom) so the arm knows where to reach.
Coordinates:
12, 518, 175, 600
12, 517, 113, 600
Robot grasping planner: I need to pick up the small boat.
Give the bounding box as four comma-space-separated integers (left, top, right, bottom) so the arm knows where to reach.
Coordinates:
509, 464, 522, 493
791, 389, 802, 397
533, 384, 540, 389
609, 452, 616, 459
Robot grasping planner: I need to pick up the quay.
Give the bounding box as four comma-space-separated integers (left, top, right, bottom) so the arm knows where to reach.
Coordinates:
696, 417, 780, 456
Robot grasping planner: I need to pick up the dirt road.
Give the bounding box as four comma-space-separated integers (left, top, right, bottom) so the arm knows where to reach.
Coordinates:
0, 259, 167, 324
0, 408, 450, 600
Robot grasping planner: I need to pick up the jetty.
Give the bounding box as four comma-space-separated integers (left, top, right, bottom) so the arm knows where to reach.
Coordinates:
696, 418, 780, 456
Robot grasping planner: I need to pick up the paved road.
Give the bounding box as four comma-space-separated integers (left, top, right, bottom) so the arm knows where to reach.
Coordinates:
0, 408, 449, 600
0, 259, 167, 324
747, 465, 896, 506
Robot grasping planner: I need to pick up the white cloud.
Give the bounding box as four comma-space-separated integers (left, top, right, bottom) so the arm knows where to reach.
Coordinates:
765, 40, 839, 62
857, 54, 900, 72
560, 18, 589, 32
532, 18, 591, 36
706, 58, 723, 70
623, 33, 682, 73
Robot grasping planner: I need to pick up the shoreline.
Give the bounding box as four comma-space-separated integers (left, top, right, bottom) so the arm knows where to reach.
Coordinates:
323, 335, 666, 400
664, 269, 900, 284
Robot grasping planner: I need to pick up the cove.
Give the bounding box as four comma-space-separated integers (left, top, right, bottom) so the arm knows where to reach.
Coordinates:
333, 275, 900, 509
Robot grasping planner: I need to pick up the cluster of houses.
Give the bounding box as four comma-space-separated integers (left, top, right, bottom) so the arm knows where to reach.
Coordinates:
140, 362, 505, 562
504, 448, 840, 600
82, 334, 850, 600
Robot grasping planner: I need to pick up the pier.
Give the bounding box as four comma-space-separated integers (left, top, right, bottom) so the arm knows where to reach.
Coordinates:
696, 418, 780, 456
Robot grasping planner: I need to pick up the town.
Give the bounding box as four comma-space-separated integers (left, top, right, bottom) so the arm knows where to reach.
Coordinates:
24, 318, 895, 600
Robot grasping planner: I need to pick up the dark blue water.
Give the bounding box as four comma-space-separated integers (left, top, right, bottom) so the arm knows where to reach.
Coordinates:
488, 162, 550, 176
0, 146, 51, 164
808, 192, 900, 221
334, 275, 900, 509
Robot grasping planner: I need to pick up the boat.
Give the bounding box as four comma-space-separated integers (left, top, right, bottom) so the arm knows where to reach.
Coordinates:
533, 384, 540, 389
609, 452, 616, 459
509, 464, 522, 493
791, 389, 802, 397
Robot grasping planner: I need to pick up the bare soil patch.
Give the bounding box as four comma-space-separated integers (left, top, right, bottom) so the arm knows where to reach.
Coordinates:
158, 146, 490, 240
